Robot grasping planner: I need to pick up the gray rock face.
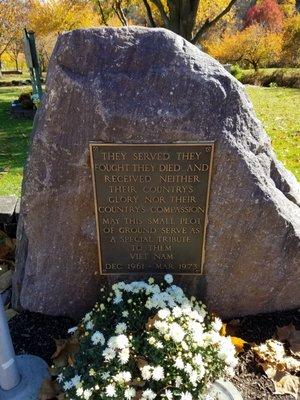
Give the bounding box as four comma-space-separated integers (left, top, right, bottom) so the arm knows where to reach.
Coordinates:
13, 27, 300, 319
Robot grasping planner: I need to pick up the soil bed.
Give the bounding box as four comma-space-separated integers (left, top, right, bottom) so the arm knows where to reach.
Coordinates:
8, 308, 300, 399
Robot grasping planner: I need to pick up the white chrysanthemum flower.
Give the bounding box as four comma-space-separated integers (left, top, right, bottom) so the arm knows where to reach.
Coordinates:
169, 322, 185, 342
113, 296, 123, 304
182, 341, 188, 350
125, 387, 136, 399
193, 354, 203, 366
115, 322, 127, 334
91, 331, 105, 346
175, 376, 182, 387
175, 357, 184, 369
101, 371, 110, 379
212, 317, 222, 332
83, 389, 93, 399
180, 392, 192, 400
217, 337, 237, 367
154, 320, 169, 334
85, 321, 94, 330
122, 310, 129, 317
83, 312, 92, 322
106, 384, 116, 397
108, 334, 129, 349
148, 277, 155, 284
142, 389, 157, 399
185, 364, 193, 374
158, 308, 170, 320
68, 326, 77, 334
172, 306, 182, 318
190, 310, 204, 322
148, 337, 156, 345
122, 371, 131, 382
190, 370, 198, 386
76, 387, 84, 396
165, 389, 173, 399
63, 380, 73, 390
164, 274, 173, 284
102, 347, 116, 361
155, 341, 163, 349
141, 365, 152, 380
119, 347, 130, 364
71, 375, 81, 387
99, 303, 105, 311
152, 366, 164, 381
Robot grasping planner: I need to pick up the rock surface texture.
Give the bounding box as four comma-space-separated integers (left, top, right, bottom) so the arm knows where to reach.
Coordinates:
13, 28, 300, 319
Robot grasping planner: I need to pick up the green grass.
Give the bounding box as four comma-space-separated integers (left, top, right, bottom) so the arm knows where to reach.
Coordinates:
0, 86, 33, 196
246, 86, 300, 181
242, 67, 300, 76
0, 85, 299, 196
0, 72, 31, 82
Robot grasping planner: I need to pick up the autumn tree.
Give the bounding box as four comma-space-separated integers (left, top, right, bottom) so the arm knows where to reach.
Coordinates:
281, 14, 300, 66
92, 0, 239, 43
28, 0, 99, 70
0, 0, 28, 72
8, 36, 24, 71
278, 0, 297, 17
206, 24, 283, 70
244, 0, 285, 31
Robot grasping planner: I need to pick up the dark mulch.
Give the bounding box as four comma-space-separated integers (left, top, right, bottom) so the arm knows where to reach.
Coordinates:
8, 308, 300, 399
9, 311, 75, 364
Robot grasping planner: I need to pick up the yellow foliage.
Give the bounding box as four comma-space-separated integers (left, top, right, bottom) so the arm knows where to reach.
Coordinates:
278, 0, 297, 17
206, 24, 283, 70
197, 0, 236, 28
28, 0, 99, 36
281, 14, 300, 66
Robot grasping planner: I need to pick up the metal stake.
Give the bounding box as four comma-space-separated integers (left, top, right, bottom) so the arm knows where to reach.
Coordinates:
0, 295, 49, 399
0, 296, 20, 391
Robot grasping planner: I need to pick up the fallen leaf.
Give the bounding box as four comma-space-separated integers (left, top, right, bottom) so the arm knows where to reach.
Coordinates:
133, 390, 142, 400
38, 379, 61, 400
230, 336, 247, 353
136, 356, 148, 369
221, 320, 240, 337
5, 308, 18, 321
272, 371, 300, 400
0, 231, 14, 260
276, 324, 300, 358
145, 314, 159, 331
51, 337, 79, 368
0, 270, 12, 293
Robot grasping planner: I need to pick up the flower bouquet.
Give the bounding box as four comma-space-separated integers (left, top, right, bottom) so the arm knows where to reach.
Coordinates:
58, 275, 237, 399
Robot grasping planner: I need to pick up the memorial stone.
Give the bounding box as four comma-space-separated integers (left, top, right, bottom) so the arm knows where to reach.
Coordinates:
13, 27, 300, 319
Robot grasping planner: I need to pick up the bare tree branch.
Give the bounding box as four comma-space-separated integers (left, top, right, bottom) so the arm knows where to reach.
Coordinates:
149, 0, 170, 27
191, 0, 238, 43
142, 0, 157, 27
94, 0, 109, 26
113, 0, 128, 26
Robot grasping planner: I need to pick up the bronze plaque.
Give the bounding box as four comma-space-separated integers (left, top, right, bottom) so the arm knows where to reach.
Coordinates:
90, 143, 214, 275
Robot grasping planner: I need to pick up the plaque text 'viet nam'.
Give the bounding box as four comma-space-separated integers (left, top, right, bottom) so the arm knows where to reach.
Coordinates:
90, 143, 214, 275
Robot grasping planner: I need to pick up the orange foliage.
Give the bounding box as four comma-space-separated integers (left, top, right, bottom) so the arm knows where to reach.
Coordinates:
206, 24, 283, 70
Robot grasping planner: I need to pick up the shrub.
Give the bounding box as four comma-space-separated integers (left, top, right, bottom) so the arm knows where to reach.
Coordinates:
57, 276, 237, 400
230, 64, 244, 81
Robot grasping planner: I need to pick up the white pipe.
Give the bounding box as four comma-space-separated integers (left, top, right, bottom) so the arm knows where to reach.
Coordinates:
0, 295, 20, 390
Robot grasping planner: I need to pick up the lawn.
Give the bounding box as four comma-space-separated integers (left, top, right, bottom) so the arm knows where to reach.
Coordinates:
246, 86, 300, 180
0, 85, 299, 196
0, 86, 32, 196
